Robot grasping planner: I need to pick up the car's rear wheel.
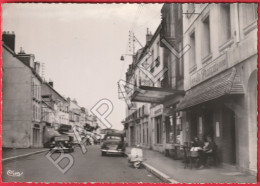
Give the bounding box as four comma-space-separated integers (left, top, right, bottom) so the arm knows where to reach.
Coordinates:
101, 151, 106, 156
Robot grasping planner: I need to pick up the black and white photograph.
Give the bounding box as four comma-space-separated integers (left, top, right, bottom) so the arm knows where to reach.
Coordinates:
1, 3, 258, 183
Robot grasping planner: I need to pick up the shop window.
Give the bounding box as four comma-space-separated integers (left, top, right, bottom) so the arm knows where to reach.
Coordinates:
202, 16, 211, 60
219, 4, 232, 45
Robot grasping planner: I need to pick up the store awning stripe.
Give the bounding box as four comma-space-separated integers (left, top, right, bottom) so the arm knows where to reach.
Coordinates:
177, 68, 244, 111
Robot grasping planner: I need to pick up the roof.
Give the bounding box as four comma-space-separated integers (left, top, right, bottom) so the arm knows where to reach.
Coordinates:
177, 68, 244, 111
43, 82, 68, 103
2, 43, 43, 82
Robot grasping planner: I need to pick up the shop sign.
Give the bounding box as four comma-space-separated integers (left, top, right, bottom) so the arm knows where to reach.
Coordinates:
190, 54, 227, 87
153, 105, 163, 116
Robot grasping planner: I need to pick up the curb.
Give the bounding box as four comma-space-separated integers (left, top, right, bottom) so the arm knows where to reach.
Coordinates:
2, 149, 49, 162
125, 151, 179, 183
142, 162, 179, 183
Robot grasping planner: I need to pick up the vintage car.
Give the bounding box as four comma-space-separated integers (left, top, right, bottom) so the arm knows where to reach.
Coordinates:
101, 133, 125, 156
50, 135, 74, 153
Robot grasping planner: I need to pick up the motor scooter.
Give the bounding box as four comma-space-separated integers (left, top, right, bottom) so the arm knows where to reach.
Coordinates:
128, 146, 143, 169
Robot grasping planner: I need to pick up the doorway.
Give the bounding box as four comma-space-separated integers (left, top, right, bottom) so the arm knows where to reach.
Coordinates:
203, 109, 214, 140
222, 106, 236, 164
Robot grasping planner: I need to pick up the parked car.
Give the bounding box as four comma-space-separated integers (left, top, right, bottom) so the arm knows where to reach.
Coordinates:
101, 133, 125, 156
50, 135, 74, 153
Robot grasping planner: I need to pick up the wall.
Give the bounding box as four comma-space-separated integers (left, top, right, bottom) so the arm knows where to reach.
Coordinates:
2, 47, 32, 148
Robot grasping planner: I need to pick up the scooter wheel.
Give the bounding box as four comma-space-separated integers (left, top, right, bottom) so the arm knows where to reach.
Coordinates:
133, 161, 141, 169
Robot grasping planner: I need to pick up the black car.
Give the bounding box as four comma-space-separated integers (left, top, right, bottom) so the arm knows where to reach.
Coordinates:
50, 135, 74, 153
101, 133, 125, 156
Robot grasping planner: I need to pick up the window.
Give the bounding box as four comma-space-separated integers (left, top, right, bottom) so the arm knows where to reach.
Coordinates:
156, 41, 160, 58
33, 105, 35, 120
151, 49, 154, 69
177, 4, 182, 20
189, 31, 196, 71
241, 4, 258, 28
177, 43, 184, 78
220, 4, 232, 45
187, 4, 195, 18
143, 125, 145, 143
156, 116, 163, 144
202, 16, 211, 59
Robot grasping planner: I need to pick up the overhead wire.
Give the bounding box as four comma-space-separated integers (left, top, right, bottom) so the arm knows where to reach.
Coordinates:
119, 4, 145, 81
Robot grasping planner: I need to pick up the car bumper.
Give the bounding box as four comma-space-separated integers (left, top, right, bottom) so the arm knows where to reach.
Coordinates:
51, 147, 71, 151
101, 149, 125, 154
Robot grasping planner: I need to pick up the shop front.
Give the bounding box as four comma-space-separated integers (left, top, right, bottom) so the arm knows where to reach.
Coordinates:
177, 67, 246, 169
150, 104, 165, 153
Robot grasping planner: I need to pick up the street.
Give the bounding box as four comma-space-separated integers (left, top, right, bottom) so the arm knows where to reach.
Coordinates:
2, 145, 162, 183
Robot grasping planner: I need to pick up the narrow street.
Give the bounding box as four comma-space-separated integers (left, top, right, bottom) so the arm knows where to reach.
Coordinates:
2, 145, 162, 183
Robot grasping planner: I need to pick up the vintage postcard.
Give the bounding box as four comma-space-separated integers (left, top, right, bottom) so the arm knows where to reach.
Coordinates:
1, 3, 258, 183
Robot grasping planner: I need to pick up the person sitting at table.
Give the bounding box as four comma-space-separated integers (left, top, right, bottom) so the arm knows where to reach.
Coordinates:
199, 135, 216, 168
191, 137, 203, 148
189, 137, 203, 167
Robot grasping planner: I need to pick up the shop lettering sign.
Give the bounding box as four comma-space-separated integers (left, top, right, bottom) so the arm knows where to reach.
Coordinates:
190, 54, 227, 87
154, 108, 162, 115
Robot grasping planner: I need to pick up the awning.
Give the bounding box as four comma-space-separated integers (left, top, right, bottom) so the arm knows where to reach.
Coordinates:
177, 68, 244, 111
131, 86, 184, 104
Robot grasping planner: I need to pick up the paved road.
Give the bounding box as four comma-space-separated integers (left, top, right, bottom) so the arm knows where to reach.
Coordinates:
2, 145, 162, 183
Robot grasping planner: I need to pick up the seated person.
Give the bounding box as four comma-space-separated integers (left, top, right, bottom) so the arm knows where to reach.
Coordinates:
199, 136, 216, 168
190, 137, 203, 166
191, 137, 203, 148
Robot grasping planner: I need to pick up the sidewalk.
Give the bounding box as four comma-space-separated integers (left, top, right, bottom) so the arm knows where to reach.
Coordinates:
2, 148, 49, 161
125, 147, 256, 183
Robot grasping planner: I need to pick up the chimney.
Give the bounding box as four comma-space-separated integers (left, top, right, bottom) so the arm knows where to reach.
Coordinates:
34, 62, 40, 74
2, 31, 15, 52
146, 28, 153, 44
72, 99, 77, 104
48, 81, 53, 87
16, 48, 35, 68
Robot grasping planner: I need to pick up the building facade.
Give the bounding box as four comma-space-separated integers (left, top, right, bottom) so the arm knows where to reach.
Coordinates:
68, 98, 81, 127
178, 3, 257, 174
123, 4, 184, 157
2, 32, 43, 148
41, 82, 70, 133
122, 3, 257, 175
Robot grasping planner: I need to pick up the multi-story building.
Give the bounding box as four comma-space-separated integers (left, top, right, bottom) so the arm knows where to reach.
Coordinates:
123, 4, 184, 157
67, 98, 81, 127
2, 32, 43, 148
177, 3, 257, 174
41, 81, 70, 133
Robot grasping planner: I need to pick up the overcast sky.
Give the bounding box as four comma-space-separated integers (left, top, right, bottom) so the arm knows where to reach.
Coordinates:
2, 3, 163, 130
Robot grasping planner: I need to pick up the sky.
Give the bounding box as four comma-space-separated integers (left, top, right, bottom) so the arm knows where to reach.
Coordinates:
2, 3, 163, 130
